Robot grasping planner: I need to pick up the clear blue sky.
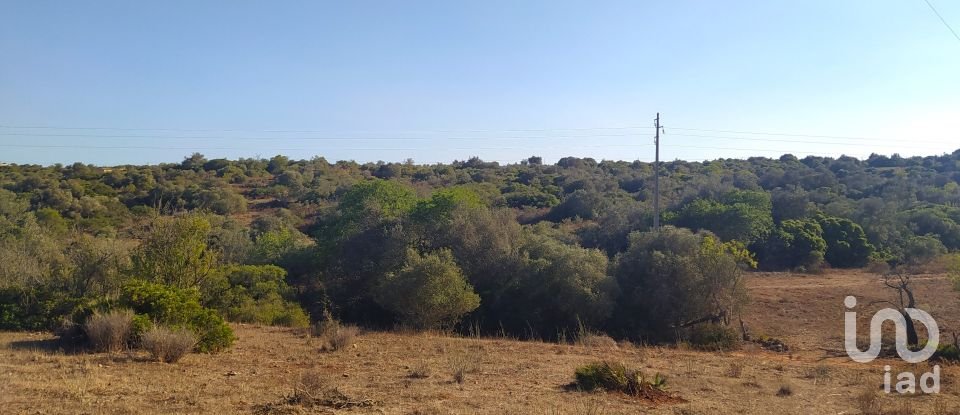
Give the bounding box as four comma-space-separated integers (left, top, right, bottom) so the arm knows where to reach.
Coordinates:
1, 1, 958, 166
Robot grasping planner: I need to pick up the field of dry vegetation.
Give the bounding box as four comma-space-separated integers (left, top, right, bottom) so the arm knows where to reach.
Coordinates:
2, 269, 959, 414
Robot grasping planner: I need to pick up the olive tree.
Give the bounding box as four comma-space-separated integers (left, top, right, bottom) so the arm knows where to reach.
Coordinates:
613, 226, 748, 341
374, 248, 480, 330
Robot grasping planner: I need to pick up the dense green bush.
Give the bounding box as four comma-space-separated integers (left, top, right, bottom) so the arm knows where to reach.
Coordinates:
900, 234, 947, 265
0, 286, 87, 331
687, 323, 740, 350
206, 265, 309, 327
374, 249, 480, 330
119, 280, 234, 352
757, 219, 826, 271
816, 215, 875, 268
671, 190, 773, 243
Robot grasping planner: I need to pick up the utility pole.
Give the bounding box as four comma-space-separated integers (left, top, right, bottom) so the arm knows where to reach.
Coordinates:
653, 113, 662, 232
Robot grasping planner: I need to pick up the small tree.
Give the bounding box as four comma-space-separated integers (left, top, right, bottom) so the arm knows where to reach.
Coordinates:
131, 215, 218, 289
879, 268, 920, 346
374, 249, 480, 330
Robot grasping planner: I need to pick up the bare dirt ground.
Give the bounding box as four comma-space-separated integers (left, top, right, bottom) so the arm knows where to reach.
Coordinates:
2, 269, 959, 414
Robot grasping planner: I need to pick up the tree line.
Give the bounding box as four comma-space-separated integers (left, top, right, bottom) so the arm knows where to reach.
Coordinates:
1, 149, 958, 347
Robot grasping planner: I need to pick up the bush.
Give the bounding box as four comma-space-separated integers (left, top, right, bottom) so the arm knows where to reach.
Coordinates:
613, 227, 748, 342
374, 249, 480, 330
119, 280, 234, 352
208, 264, 310, 328
688, 323, 740, 351
318, 323, 359, 352
84, 309, 134, 352
141, 326, 197, 363
0, 287, 86, 331
574, 361, 667, 397
757, 219, 826, 271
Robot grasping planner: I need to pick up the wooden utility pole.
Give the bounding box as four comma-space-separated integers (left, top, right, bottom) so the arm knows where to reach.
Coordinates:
653, 113, 662, 231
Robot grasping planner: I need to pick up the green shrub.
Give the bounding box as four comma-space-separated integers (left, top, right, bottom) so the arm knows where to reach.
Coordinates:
374, 249, 480, 330
129, 313, 153, 345
933, 342, 960, 362
208, 265, 310, 328
574, 361, 667, 396
688, 323, 740, 351
0, 286, 86, 331
119, 280, 234, 352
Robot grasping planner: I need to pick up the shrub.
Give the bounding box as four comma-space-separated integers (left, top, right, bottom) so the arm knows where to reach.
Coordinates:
776, 382, 793, 397
315, 319, 359, 352
816, 215, 874, 268
409, 361, 431, 379
374, 249, 480, 330
933, 342, 960, 362
129, 314, 153, 345
688, 324, 740, 351
613, 228, 748, 342
84, 309, 134, 352
119, 280, 234, 352
0, 286, 86, 331
757, 219, 826, 271
214, 265, 310, 328
578, 334, 618, 349
141, 326, 197, 363
574, 361, 667, 397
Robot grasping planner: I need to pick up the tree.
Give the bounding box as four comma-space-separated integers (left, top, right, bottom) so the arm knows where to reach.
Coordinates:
757, 219, 826, 271
613, 227, 748, 341
337, 179, 416, 224
900, 234, 946, 266
131, 215, 218, 289
880, 269, 921, 346
816, 215, 874, 268
374, 249, 480, 330
672, 190, 773, 243
513, 232, 618, 335
64, 234, 131, 297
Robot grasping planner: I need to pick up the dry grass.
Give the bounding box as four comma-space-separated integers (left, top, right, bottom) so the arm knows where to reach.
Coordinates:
726, 362, 744, 378
312, 317, 359, 352
3, 270, 960, 414
83, 309, 134, 352
577, 334, 618, 349
141, 326, 197, 363
408, 360, 432, 379
775, 381, 793, 397
320, 324, 359, 352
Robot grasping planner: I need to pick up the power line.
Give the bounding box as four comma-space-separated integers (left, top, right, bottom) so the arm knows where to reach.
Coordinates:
0, 124, 655, 135
667, 127, 884, 142
667, 133, 951, 148
0, 141, 890, 157
923, 0, 960, 44
3, 131, 953, 149
2, 124, 951, 145
0, 132, 642, 141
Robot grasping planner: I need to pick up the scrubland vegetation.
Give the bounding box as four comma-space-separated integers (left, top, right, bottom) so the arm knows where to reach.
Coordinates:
2, 151, 960, 412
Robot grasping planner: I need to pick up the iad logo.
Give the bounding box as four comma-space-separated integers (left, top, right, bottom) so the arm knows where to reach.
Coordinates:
843, 295, 940, 394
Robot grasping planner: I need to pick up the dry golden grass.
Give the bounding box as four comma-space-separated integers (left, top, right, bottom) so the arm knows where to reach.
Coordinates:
2, 270, 960, 414
141, 326, 197, 363
83, 309, 134, 353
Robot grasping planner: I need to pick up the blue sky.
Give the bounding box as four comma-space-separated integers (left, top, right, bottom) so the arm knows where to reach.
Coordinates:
1, 1, 958, 166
